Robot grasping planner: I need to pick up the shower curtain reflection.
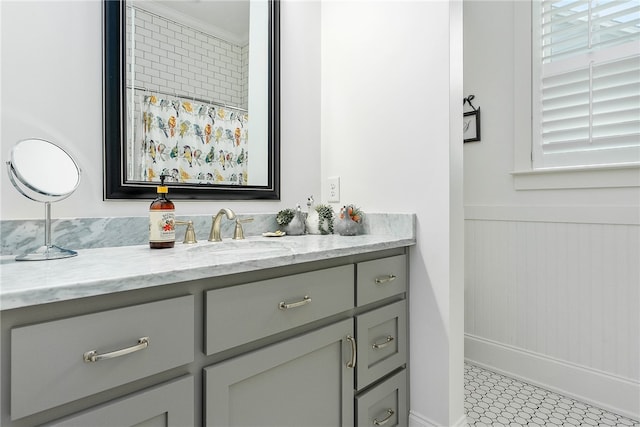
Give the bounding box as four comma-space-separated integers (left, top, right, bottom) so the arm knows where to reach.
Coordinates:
133, 91, 249, 186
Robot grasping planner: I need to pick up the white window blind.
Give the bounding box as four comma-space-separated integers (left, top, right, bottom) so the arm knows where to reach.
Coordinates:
532, 0, 640, 168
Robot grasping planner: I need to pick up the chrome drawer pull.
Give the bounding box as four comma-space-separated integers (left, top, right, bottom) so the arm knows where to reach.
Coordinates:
346, 335, 357, 368
373, 409, 395, 426
374, 274, 397, 285
372, 335, 395, 349
83, 337, 149, 363
279, 295, 311, 310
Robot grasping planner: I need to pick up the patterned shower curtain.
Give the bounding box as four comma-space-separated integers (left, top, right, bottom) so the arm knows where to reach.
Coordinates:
140, 94, 249, 185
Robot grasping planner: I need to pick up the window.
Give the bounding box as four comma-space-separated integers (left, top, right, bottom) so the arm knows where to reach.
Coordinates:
532, 0, 640, 169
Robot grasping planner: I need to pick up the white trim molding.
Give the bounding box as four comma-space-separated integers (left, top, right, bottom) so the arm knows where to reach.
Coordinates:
409, 411, 437, 427
465, 334, 640, 421
511, 164, 640, 191
409, 411, 468, 427
464, 205, 640, 225
453, 414, 468, 427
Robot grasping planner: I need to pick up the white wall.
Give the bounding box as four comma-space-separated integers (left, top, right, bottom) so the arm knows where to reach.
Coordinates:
0, 0, 320, 220
1, 1, 465, 425
321, 1, 465, 426
463, 0, 640, 420
463, 0, 640, 208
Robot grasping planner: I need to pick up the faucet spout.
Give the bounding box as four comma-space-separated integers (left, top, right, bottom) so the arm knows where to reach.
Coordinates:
209, 208, 236, 242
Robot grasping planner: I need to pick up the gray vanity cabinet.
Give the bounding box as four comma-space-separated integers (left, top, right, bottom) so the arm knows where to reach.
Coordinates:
204, 319, 355, 427
46, 376, 194, 427
1, 247, 410, 427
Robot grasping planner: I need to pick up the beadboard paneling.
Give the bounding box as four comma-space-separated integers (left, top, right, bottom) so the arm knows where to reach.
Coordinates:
465, 219, 640, 382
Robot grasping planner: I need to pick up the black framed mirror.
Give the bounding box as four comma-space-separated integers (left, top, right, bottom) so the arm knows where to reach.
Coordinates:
103, 0, 280, 200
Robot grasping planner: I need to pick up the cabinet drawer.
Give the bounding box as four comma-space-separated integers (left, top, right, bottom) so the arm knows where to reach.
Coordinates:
357, 255, 407, 306
356, 370, 407, 427
206, 264, 354, 355
46, 375, 194, 427
11, 295, 194, 420
356, 300, 407, 389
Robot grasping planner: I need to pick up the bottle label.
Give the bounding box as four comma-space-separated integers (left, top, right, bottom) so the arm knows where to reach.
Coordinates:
149, 210, 175, 242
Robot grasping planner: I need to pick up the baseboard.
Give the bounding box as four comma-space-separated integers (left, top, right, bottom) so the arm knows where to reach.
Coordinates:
409, 411, 434, 427
452, 414, 468, 427
409, 411, 467, 427
465, 334, 640, 421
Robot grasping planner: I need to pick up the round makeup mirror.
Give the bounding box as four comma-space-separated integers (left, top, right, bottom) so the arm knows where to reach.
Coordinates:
6, 138, 81, 261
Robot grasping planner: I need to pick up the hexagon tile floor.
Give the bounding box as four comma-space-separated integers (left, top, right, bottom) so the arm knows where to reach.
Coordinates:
464, 363, 640, 427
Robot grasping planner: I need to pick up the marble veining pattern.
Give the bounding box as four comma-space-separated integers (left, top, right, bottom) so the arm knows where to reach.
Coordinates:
0, 213, 415, 310
1, 212, 413, 256
1, 214, 278, 255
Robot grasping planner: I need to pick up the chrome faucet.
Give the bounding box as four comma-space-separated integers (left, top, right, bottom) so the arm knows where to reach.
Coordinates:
209, 208, 236, 242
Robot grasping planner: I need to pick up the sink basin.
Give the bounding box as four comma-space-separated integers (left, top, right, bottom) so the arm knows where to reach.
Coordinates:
184, 238, 295, 256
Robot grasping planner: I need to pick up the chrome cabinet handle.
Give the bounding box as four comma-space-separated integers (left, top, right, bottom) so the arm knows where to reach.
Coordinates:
279, 295, 311, 310
346, 335, 357, 368
83, 337, 149, 363
372, 335, 395, 349
375, 274, 397, 284
373, 409, 395, 426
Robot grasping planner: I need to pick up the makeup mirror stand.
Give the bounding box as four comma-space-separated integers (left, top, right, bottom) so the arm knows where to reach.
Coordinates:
7, 138, 81, 261
15, 202, 78, 261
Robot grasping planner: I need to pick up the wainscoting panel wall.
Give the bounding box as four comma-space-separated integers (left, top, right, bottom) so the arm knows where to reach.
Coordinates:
464, 213, 640, 420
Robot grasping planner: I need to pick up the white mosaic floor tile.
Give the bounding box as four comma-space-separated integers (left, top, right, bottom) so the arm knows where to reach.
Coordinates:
464, 363, 639, 427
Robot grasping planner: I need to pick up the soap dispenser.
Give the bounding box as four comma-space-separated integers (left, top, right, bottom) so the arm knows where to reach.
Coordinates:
149, 174, 175, 248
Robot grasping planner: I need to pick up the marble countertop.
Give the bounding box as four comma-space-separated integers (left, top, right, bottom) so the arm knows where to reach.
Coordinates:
1, 233, 415, 311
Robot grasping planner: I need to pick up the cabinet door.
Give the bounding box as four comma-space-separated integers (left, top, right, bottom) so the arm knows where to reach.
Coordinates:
46, 376, 194, 427
205, 319, 355, 427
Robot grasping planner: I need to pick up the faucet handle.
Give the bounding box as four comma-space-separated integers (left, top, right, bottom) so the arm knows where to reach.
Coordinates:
233, 218, 254, 240
175, 220, 197, 244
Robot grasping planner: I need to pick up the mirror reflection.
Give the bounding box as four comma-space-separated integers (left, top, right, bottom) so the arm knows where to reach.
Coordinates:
104, 0, 280, 200
127, 1, 257, 186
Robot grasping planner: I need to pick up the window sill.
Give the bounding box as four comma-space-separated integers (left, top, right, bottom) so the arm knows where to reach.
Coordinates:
511, 163, 640, 190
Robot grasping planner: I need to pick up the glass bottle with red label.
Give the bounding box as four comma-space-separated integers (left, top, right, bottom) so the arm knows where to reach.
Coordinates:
149, 175, 175, 249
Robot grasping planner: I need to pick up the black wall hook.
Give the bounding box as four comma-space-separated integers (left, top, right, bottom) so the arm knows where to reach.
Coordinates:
463, 95, 478, 112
